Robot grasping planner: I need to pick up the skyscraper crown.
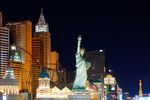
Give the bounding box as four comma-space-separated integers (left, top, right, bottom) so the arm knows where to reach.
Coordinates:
35, 8, 49, 32
37, 8, 46, 25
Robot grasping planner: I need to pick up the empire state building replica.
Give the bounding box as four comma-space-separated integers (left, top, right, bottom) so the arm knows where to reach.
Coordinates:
32, 8, 51, 93
35, 8, 51, 68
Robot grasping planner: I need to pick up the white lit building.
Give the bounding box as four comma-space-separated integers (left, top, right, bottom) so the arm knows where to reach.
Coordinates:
0, 12, 9, 78
134, 95, 150, 100
36, 71, 72, 100
0, 67, 23, 100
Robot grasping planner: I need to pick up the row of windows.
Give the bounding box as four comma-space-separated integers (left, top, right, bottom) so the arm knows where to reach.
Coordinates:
0, 37, 9, 40
0, 42, 9, 45
0, 46, 9, 48
0, 51, 9, 53
0, 48, 9, 50
0, 59, 8, 61
0, 31, 9, 33
0, 62, 8, 64
0, 34, 9, 37
0, 57, 9, 59
0, 54, 9, 56
0, 28, 9, 31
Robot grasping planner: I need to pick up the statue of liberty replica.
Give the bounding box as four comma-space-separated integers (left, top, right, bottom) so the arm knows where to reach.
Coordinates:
73, 35, 91, 90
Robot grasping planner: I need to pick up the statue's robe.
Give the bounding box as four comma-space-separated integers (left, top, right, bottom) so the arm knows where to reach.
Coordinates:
73, 53, 91, 89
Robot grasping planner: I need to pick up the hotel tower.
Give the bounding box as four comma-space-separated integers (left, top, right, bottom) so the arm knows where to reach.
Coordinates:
6, 20, 32, 93
32, 8, 51, 94
32, 8, 59, 94
0, 12, 9, 79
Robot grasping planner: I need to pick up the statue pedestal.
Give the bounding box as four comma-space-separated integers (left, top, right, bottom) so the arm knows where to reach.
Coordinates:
69, 90, 91, 100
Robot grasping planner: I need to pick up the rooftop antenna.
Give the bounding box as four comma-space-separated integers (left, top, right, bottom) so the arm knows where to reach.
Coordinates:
41, 8, 43, 15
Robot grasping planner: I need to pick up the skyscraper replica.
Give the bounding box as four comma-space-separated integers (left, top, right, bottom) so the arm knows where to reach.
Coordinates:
139, 80, 143, 97
134, 80, 150, 100
9, 45, 24, 92
32, 33, 44, 94
32, 8, 59, 94
6, 20, 32, 93
50, 51, 59, 83
0, 12, 2, 27
32, 8, 50, 94
34, 8, 51, 68
0, 12, 9, 79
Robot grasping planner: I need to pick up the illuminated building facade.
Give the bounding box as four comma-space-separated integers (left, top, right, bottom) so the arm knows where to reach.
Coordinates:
32, 9, 59, 94
36, 71, 51, 99
0, 12, 9, 79
0, 12, 2, 27
124, 92, 131, 100
36, 71, 71, 100
32, 8, 51, 94
32, 36, 44, 94
50, 51, 59, 83
9, 45, 25, 92
138, 97, 150, 100
34, 8, 51, 68
104, 74, 117, 100
0, 67, 19, 99
85, 81, 104, 100
134, 95, 150, 100
32, 9, 51, 93
6, 20, 32, 92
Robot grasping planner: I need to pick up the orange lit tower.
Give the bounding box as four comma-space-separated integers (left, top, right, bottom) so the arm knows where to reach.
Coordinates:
32, 36, 44, 93
0, 12, 9, 78
6, 20, 32, 92
32, 8, 51, 94
32, 9, 59, 93
9, 45, 24, 92
50, 51, 59, 83
35, 8, 51, 68
139, 80, 143, 97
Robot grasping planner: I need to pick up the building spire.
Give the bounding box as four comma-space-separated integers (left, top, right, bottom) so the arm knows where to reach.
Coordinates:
139, 80, 143, 97
41, 8, 43, 15
35, 8, 49, 32
37, 8, 46, 25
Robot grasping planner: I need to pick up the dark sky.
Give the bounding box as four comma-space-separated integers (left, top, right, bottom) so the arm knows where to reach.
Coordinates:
1, 0, 150, 96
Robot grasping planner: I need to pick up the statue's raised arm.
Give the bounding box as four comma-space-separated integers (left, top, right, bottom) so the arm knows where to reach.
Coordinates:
77, 35, 82, 54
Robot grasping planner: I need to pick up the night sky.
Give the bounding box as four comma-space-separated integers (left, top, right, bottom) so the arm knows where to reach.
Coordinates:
1, 0, 150, 96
